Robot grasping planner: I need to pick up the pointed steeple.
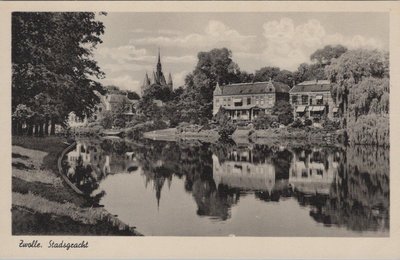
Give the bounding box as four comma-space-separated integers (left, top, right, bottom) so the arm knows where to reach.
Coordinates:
156, 47, 162, 75
167, 73, 173, 90
143, 72, 150, 87
152, 70, 158, 84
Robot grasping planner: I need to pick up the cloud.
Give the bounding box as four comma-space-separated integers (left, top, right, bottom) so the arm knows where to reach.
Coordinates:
100, 75, 141, 93
172, 70, 190, 88
158, 29, 183, 36
164, 55, 196, 64
130, 20, 256, 52
260, 18, 384, 70
95, 45, 147, 63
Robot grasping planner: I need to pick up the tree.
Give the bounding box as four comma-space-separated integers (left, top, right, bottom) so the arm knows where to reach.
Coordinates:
325, 49, 389, 119
254, 67, 281, 82
348, 77, 389, 120
310, 45, 348, 65
180, 48, 242, 122
272, 100, 294, 126
293, 63, 325, 83
127, 91, 140, 100
143, 84, 172, 102
12, 12, 105, 135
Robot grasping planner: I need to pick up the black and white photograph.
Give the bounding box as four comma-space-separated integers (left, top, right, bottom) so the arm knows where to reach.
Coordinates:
9, 10, 391, 238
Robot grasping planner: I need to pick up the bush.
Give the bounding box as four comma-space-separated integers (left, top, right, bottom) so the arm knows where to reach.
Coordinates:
322, 118, 340, 131
218, 122, 236, 140
304, 118, 313, 126
291, 118, 304, 128
253, 113, 278, 130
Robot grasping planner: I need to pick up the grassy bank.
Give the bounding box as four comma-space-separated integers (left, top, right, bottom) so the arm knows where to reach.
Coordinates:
143, 126, 341, 146
12, 136, 140, 236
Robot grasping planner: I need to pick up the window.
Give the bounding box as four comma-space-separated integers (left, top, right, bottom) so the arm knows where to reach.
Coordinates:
301, 95, 309, 105
247, 97, 251, 105
99, 107, 102, 112
292, 96, 298, 104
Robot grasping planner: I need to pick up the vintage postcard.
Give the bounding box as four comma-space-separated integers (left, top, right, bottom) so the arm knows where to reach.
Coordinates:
0, 1, 399, 259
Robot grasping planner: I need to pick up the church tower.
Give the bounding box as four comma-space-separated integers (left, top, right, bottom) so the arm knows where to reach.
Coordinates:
141, 72, 151, 96
141, 48, 173, 97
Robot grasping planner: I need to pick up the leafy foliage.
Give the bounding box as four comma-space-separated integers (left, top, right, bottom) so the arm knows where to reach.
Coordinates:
272, 100, 294, 126
12, 12, 105, 134
253, 112, 278, 130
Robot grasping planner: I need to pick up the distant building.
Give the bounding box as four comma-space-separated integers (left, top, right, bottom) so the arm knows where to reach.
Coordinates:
212, 79, 290, 121
141, 49, 173, 96
68, 91, 138, 127
289, 80, 339, 120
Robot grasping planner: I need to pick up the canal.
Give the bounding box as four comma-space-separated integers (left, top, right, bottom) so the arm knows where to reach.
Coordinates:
62, 138, 389, 236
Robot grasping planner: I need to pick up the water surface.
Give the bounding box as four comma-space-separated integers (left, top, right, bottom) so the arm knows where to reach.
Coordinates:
63, 139, 389, 236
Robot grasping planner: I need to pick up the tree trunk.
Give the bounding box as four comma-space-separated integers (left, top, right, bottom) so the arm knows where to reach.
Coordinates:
28, 124, 33, 136
50, 120, 56, 135
44, 120, 49, 135
39, 123, 44, 137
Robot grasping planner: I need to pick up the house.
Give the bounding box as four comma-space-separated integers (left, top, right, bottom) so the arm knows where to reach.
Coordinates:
212, 79, 290, 121
68, 91, 139, 127
289, 80, 339, 120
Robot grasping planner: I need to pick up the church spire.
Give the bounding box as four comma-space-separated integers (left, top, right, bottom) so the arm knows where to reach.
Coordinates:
156, 47, 162, 74
167, 72, 173, 90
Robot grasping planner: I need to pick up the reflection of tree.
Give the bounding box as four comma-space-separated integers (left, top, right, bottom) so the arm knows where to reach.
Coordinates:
192, 181, 240, 220
295, 146, 389, 232
66, 138, 390, 232
70, 156, 99, 195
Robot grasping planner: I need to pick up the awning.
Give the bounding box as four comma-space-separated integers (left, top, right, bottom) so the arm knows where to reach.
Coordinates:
233, 98, 242, 103
316, 95, 323, 100
332, 107, 339, 113
296, 106, 307, 112
311, 106, 325, 112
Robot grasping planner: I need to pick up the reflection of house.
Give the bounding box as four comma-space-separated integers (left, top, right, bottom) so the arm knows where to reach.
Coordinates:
289, 80, 338, 120
212, 154, 276, 193
289, 148, 338, 194
67, 142, 138, 177
212, 79, 290, 121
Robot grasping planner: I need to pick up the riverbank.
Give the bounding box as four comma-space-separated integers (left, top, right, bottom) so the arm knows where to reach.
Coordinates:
12, 136, 141, 236
143, 127, 220, 143
143, 126, 343, 145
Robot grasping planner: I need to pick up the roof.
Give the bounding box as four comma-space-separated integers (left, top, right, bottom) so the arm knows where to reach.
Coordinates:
290, 80, 332, 93
215, 81, 290, 96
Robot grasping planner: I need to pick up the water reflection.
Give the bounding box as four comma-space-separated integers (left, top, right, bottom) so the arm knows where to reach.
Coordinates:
63, 139, 389, 235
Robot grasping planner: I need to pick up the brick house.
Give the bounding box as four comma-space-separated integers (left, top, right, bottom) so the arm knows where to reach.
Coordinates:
289, 80, 339, 120
213, 79, 290, 121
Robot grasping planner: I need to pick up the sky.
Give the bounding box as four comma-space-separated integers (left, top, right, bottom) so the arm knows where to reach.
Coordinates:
92, 12, 389, 94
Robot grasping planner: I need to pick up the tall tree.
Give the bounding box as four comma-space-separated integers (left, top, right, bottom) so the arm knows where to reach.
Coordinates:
325, 49, 389, 118
310, 45, 348, 65
12, 12, 105, 135
180, 48, 242, 121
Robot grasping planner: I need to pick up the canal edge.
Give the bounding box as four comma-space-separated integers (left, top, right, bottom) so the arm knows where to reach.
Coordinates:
57, 141, 143, 236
